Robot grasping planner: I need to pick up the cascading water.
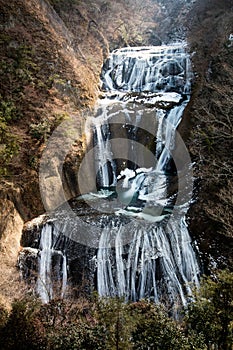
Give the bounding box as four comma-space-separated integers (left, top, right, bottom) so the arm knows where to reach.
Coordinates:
19, 42, 200, 309
88, 43, 200, 307
36, 223, 67, 303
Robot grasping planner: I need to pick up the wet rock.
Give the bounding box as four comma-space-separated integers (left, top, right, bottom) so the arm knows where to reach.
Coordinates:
18, 247, 39, 280
160, 60, 183, 77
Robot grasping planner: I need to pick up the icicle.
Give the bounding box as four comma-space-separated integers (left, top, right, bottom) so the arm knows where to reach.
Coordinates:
37, 223, 68, 303
95, 43, 199, 307
32, 43, 199, 311
37, 224, 53, 303
61, 254, 67, 298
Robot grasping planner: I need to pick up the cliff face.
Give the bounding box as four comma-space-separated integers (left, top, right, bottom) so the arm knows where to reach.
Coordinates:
0, 185, 24, 302
0, 0, 233, 302
0, 0, 104, 299
184, 0, 233, 270
0, 0, 160, 217
0, 0, 160, 301
0, 0, 103, 217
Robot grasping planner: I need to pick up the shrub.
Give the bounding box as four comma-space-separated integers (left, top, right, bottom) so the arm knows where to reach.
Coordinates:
29, 120, 51, 141
0, 298, 45, 350
131, 301, 192, 350
185, 270, 233, 350
0, 99, 17, 123
0, 272, 232, 350
0, 303, 8, 330
0, 121, 19, 175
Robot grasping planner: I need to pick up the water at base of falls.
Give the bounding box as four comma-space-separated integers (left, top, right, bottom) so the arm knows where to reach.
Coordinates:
19, 42, 200, 309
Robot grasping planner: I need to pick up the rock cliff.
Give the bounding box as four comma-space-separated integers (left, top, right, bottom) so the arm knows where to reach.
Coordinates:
0, 0, 232, 302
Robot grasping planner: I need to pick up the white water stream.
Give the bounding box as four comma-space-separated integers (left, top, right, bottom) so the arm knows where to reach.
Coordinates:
94, 43, 200, 307
34, 42, 200, 308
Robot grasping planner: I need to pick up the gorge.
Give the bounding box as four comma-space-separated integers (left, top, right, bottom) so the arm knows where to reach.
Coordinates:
0, 1, 233, 349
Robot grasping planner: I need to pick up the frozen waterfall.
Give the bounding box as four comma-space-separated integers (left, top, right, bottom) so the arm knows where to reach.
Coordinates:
19, 42, 200, 309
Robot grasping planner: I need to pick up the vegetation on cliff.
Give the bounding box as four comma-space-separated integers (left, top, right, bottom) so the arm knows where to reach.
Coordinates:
0, 269, 232, 350
185, 0, 233, 269
0, 0, 161, 307
0, 0, 233, 347
0, 0, 99, 218
1, 0, 231, 260
0, 0, 158, 216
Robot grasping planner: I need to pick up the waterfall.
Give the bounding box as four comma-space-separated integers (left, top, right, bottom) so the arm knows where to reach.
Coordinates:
20, 42, 200, 309
96, 218, 199, 307
93, 111, 117, 188
36, 223, 67, 303
93, 43, 200, 307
